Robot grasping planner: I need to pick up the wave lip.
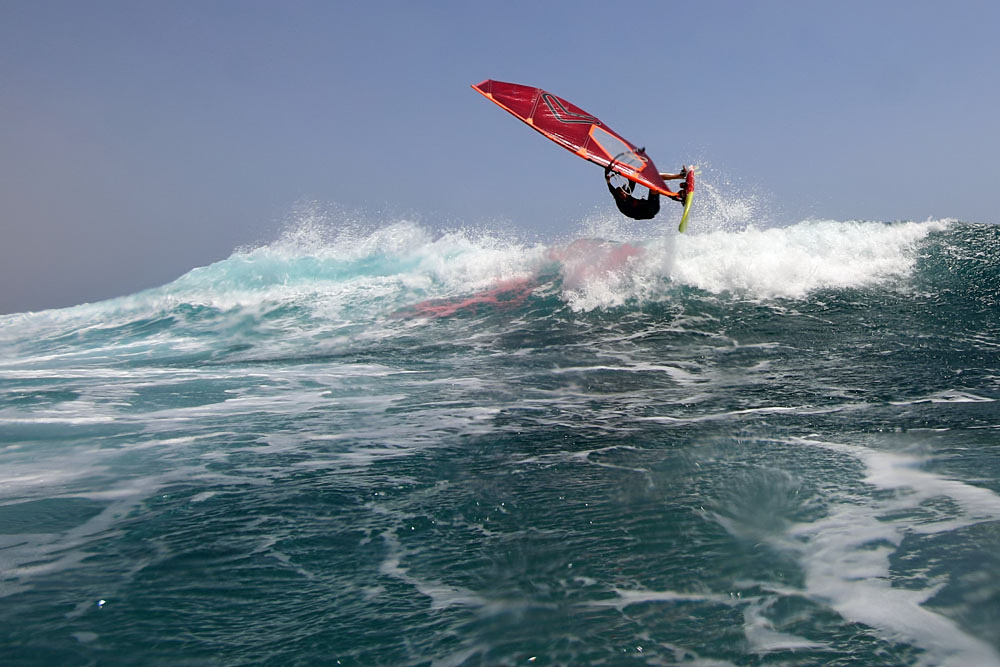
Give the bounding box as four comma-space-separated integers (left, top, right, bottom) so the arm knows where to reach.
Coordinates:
0, 219, 955, 351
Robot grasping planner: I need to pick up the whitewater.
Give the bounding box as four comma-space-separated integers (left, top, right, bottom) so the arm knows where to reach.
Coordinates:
1, 208, 998, 665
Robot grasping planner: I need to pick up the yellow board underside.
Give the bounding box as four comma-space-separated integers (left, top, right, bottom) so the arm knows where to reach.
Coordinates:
678, 190, 694, 233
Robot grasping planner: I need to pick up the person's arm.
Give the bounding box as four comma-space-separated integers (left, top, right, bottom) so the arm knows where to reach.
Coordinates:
659, 167, 687, 181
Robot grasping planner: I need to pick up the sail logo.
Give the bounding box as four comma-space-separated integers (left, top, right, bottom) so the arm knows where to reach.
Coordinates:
541, 93, 600, 125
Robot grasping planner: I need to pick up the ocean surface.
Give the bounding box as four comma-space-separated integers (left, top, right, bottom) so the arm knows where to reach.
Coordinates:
1, 211, 998, 666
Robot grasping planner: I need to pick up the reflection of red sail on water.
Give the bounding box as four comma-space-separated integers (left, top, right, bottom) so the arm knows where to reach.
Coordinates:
393, 239, 646, 320
548, 239, 643, 287
393, 278, 535, 319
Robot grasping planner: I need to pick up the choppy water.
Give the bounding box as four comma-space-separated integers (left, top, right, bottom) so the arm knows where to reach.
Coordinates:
1, 215, 998, 665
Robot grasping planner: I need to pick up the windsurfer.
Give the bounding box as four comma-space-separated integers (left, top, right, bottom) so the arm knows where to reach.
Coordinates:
604, 165, 689, 221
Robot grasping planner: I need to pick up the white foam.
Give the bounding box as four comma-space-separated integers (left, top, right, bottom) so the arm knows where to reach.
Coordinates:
890, 390, 996, 406
775, 438, 1000, 666
671, 219, 948, 299
377, 531, 486, 610
584, 585, 828, 658
537, 219, 947, 310
742, 598, 830, 654
584, 587, 730, 610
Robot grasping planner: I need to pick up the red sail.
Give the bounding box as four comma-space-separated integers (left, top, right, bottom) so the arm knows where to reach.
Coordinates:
472, 79, 671, 196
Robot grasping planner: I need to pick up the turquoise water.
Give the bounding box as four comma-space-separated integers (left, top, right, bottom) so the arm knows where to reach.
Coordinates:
1, 217, 998, 665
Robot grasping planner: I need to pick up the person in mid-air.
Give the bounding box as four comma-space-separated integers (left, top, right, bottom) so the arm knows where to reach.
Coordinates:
605, 164, 689, 220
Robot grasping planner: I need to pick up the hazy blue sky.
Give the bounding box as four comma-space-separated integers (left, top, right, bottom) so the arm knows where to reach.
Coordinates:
2, 0, 998, 314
